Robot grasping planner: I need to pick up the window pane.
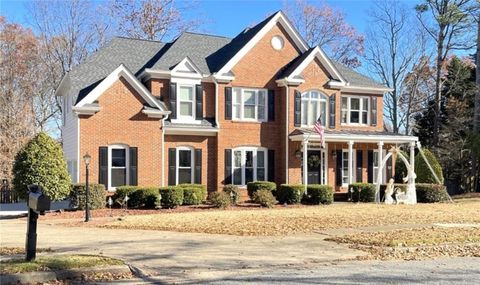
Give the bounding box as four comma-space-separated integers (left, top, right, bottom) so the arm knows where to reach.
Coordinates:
311, 91, 319, 99
320, 102, 326, 125
244, 91, 255, 104
234, 151, 241, 167
179, 150, 191, 167
341, 97, 348, 109
180, 102, 192, 116
234, 89, 241, 103
257, 151, 265, 167
233, 104, 240, 119
351, 111, 360, 123
178, 168, 192, 184
362, 111, 368, 124
301, 101, 309, 125
258, 106, 265, 120
363, 98, 369, 111
233, 168, 242, 185
245, 168, 253, 183
341, 110, 347, 123
244, 106, 255, 119
111, 168, 126, 187
111, 149, 126, 167
179, 86, 193, 100
351, 98, 360, 110
245, 151, 253, 167
257, 168, 265, 181
310, 101, 318, 125
258, 91, 265, 106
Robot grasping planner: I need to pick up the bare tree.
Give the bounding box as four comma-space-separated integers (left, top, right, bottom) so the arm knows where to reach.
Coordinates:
415, 0, 478, 145
365, 1, 427, 133
109, 0, 203, 41
284, 0, 364, 67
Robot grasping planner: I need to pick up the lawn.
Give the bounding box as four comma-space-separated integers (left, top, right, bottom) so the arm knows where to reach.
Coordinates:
0, 254, 124, 274
98, 198, 480, 236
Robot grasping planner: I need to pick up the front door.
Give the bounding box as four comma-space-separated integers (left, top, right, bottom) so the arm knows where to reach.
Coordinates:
307, 151, 321, 184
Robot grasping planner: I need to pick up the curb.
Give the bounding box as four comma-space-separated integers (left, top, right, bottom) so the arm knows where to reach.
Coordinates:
0, 213, 28, 220
1, 264, 131, 285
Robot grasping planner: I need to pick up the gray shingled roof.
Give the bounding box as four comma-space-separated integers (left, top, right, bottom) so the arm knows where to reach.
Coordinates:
332, 62, 386, 89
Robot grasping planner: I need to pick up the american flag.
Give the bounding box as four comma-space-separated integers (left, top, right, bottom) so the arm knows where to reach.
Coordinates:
314, 115, 325, 148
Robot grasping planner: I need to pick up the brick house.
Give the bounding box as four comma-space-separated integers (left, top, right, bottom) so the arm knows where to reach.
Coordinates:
57, 11, 417, 194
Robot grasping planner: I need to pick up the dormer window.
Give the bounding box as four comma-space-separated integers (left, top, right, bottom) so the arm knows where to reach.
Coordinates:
178, 85, 195, 119
301, 90, 327, 127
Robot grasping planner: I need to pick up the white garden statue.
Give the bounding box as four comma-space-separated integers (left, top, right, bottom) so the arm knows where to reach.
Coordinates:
384, 178, 395, 205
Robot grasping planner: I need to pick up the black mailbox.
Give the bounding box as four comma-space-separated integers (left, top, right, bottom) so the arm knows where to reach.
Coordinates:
27, 185, 51, 214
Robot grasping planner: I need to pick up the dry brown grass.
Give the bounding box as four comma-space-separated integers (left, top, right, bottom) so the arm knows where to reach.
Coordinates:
98, 198, 480, 236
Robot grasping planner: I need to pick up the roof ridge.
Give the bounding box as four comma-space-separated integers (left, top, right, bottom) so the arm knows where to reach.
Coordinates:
182, 31, 231, 40
114, 36, 165, 43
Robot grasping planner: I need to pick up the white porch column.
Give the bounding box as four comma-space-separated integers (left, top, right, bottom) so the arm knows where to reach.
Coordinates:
348, 141, 354, 185
303, 139, 308, 187
410, 141, 417, 203
377, 141, 384, 183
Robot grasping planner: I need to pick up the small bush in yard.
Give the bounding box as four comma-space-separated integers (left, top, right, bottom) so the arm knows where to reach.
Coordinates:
208, 192, 231, 209
70, 183, 106, 210
276, 184, 305, 204
114, 186, 137, 207
416, 184, 450, 203
304, 185, 333, 205
159, 187, 184, 208
247, 181, 276, 199
177, 184, 207, 205
223, 184, 241, 205
129, 187, 160, 208
252, 189, 277, 208
350, 183, 376, 202
415, 149, 444, 184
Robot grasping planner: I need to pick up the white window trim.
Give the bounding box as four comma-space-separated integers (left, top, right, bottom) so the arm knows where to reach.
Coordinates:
305, 144, 328, 185
342, 149, 356, 187
231, 146, 268, 187
176, 146, 194, 185
108, 144, 129, 190
176, 84, 197, 123
341, 95, 370, 126
232, 87, 268, 122
300, 90, 328, 127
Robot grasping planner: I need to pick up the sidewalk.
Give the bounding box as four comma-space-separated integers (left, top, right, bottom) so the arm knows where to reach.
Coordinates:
0, 200, 70, 218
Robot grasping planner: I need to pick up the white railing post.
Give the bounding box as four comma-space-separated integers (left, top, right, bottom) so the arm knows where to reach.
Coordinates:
348, 141, 354, 185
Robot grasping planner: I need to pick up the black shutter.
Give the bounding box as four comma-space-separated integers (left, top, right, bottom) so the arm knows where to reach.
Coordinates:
169, 82, 177, 120
336, 150, 342, 186
194, 149, 202, 184
294, 90, 301, 127
225, 87, 232, 120
371, 97, 377, 126
224, 149, 232, 184
367, 150, 373, 183
386, 155, 393, 181
195, 84, 203, 120
329, 94, 336, 129
99, 147, 108, 187
129, 147, 138, 186
268, 149, 275, 182
268, 90, 275, 121
168, 148, 176, 185
356, 150, 363, 183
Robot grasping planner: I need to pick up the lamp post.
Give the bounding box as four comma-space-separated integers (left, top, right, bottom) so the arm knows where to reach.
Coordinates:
83, 153, 91, 222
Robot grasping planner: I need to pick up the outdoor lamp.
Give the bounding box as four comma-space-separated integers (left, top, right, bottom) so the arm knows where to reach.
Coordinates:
331, 150, 337, 160
83, 153, 91, 222
83, 153, 91, 166
295, 149, 302, 159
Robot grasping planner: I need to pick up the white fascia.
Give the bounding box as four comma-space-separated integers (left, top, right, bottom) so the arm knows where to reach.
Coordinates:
72, 105, 101, 115
340, 85, 393, 94
76, 64, 168, 112
142, 108, 170, 118
290, 133, 418, 144
164, 128, 219, 136
171, 57, 204, 80
275, 78, 304, 87
216, 11, 309, 78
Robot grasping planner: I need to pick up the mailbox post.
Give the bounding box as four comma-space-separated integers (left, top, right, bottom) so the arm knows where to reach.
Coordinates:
26, 185, 51, 261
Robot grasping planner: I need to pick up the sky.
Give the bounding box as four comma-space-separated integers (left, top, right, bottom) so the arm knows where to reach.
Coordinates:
0, 0, 421, 38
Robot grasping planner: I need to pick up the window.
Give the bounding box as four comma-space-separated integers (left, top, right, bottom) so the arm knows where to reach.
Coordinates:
342, 149, 355, 186
341, 96, 370, 125
67, 160, 78, 183
231, 147, 267, 186
111, 148, 127, 187
178, 85, 195, 119
232, 88, 267, 121
177, 147, 194, 184
301, 90, 327, 126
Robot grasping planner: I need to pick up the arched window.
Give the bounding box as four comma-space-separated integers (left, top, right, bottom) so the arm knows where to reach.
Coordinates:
301, 90, 327, 126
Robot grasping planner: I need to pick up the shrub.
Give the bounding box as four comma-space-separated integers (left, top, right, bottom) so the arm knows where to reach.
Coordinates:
276, 184, 305, 204
415, 149, 444, 184
130, 187, 160, 208
113, 186, 137, 207
246, 181, 276, 199
394, 151, 409, 183
416, 184, 450, 203
350, 183, 376, 202
252, 189, 277, 208
223, 184, 241, 205
70, 183, 106, 210
208, 192, 231, 209
159, 187, 184, 209
12, 132, 71, 201
304, 185, 333, 205
177, 184, 207, 205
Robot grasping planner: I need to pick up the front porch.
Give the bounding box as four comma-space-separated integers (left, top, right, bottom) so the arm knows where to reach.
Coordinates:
288, 129, 418, 192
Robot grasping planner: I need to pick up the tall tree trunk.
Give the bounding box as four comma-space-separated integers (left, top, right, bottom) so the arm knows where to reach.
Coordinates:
474, 17, 480, 192
433, 32, 445, 146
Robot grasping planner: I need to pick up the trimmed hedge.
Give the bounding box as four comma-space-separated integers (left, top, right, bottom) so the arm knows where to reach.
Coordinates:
131, 187, 160, 208
276, 184, 305, 204
178, 184, 207, 205
252, 189, 277, 208
304, 185, 333, 205
350, 183, 376, 202
223, 184, 241, 205
247, 181, 276, 199
208, 192, 231, 209
416, 184, 450, 203
70, 183, 106, 210
159, 187, 184, 208
415, 149, 444, 184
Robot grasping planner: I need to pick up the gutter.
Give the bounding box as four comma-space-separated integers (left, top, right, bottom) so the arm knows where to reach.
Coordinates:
161, 114, 169, 186
213, 76, 220, 128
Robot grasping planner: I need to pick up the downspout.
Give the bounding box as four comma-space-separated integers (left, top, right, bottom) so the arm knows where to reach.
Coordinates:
161, 114, 169, 186
283, 81, 290, 184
